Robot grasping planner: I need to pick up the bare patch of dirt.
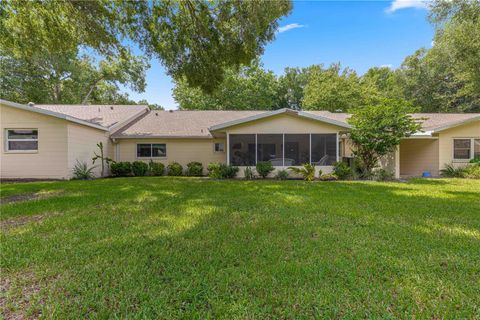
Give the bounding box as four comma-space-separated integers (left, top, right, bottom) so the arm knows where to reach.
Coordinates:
0, 271, 43, 320
0, 215, 46, 232
0, 191, 64, 205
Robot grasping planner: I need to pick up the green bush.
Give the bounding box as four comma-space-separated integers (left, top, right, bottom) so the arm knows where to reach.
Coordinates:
132, 161, 149, 176
72, 160, 95, 180
373, 168, 394, 181
167, 162, 183, 176
148, 161, 164, 176
275, 169, 289, 180
110, 162, 132, 177
469, 157, 480, 165
319, 173, 338, 181
464, 164, 480, 179
440, 163, 465, 178
256, 161, 274, 179
244, 167, 255, 180
289, 164, 317, 181
333, 161, 352, 180
186, 161, 203, 176
207, 162, 238, 179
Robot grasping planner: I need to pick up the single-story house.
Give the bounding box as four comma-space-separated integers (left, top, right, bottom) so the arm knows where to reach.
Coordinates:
1, 99, 479, 179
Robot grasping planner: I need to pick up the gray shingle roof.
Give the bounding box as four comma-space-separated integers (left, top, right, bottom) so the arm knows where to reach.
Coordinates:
35, 104, 148, 129
111, 110, 479, 138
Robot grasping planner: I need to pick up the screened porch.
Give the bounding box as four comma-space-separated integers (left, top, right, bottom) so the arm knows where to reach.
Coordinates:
227, 133, 339, 167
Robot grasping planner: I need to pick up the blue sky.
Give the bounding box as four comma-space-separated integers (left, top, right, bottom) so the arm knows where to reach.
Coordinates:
122, 0, 433, 110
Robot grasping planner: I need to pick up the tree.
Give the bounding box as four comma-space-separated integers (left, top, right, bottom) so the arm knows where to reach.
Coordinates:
173, 62, 281, 110
0, 49, 149, 105
0, 0, 291, 93
92, 142, 114, 177
277, 67, 310, 110
348, 99, 421, 177
302, 64, 373, 112
361, 67, 403, 101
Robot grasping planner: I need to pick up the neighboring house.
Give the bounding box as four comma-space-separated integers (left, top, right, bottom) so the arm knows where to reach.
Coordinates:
1, 99, 479, 179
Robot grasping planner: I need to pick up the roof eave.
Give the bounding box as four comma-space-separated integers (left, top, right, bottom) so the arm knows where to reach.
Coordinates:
1, 99, 108, 131
431, 116, 480, 133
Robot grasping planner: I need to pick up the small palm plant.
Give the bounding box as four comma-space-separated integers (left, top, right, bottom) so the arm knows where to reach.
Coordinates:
288, 163, 317, 181
72, 161, 96, 180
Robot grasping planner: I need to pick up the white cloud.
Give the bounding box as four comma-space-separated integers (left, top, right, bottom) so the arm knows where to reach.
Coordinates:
277, 23, 305, 34
380, 64, 394, 69
385, 0, 429, 13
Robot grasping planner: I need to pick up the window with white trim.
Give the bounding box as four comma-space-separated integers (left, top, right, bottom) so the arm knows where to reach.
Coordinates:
453, 138, 480, 160
6, 129, 38, 151
136, 143, 166, 158
214, 142, 225, 152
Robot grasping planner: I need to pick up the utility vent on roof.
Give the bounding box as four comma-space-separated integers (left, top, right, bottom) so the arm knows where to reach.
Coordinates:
98, 107, 101, 112
155, 112, 158, 116
110, 106, 114, 110
169, 110, 173, 113
28, 102, 35, 107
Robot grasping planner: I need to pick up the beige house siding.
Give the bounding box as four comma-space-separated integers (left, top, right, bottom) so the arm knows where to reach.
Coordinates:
437, 121, 480, 170
400, 139, 439, 177
115, 138, 227, 174
225, 114, 343, 134
1, 104, 69, 179
67, 123, 112, 178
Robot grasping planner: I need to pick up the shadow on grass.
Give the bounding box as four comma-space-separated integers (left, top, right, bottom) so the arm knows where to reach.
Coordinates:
1, 177, 480, 318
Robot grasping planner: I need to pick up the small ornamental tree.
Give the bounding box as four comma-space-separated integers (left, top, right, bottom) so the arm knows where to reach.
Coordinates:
348, 99, 421, 177
92, 142, 115, 177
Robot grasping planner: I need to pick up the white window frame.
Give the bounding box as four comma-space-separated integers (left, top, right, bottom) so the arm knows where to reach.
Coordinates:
5, 128, 38, 153
136, 143, 167, 159
453, 138, 479, 161
214, 142, 225, 153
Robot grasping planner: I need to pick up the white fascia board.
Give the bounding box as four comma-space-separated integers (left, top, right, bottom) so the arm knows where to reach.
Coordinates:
108, 106, 149, 133
431, 116, 480, 133
209, 108, 291, 131
0, 99, 108, 131
298, 111, 351, 129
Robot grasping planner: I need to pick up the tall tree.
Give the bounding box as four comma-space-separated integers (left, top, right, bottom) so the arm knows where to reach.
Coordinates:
0, 0, 291, 94
173, 62, 280, 110
302, 64, 374, 112
277, 67, 310, 110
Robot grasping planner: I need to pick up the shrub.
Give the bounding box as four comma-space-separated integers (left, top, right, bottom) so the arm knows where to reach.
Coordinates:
186, 161, 203, 176
289, 163, 317, 181
464, 164, 480, 179
132, 161, 149, 176
207, 162, 238, 179
319, 173, 338, 181
256, 161, 274, 179
275, 169, 289, 180
373, 168, 394, 181
440, 163, 465, 178
148, 161, 164, 176
470, 157, 480, 165
167, 162, 183, 176
244, 167, 255, 180
72, 160, 95, 180
110, 162, 132, 177
333, 161, 352, 180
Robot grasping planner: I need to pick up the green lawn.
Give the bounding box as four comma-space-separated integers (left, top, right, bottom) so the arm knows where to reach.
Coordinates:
1, 178, 479, 319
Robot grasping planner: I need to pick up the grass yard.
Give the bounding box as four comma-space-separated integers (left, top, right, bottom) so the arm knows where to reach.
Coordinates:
1, 177, 479, 319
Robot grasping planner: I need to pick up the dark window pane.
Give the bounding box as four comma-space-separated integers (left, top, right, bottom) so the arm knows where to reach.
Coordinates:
215, 143, 224, 152
284, 134, 310, 166
454, 139, 470, 159
8, 141, 38, 150
474, 139, 480, 158
8, 129, 38, 139
230, 134, 255, 166
137, 144, 151, 157
257, 134, 283, 165
152, 144, 166, 157
311, 134, 337, 165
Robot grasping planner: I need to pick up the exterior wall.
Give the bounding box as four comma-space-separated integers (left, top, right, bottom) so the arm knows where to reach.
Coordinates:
400, 139, 439, 177
1, 104, 69, 179
67, 123, 112, 178
437, 121, 480, 170
226, 114, 343, 134
115, 138, 226, 174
